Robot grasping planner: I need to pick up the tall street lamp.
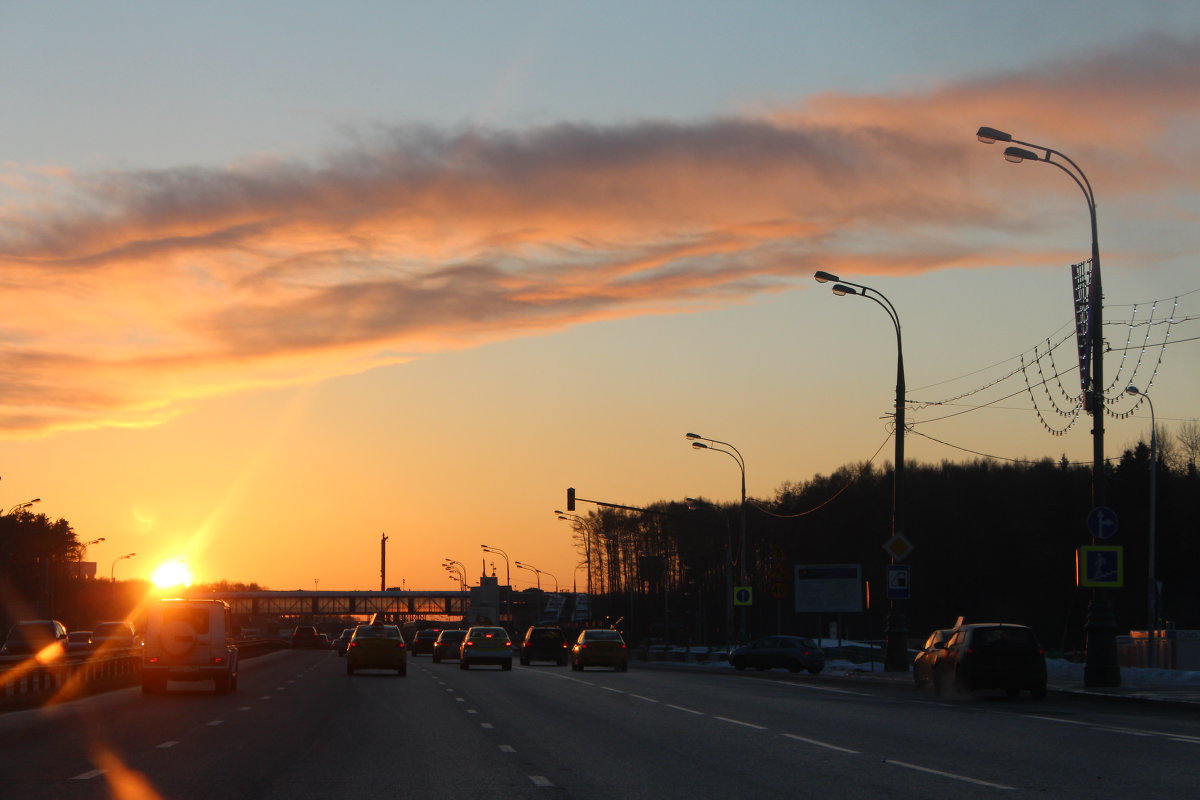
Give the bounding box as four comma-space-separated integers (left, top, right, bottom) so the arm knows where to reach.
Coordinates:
6, 498, 40, 515
977, 125, 1119, 687
1126, 385, 1159, 668
686, 432, 746, 645
516, 561, 558, 593
481, 544, 511, 623
556, 511, 592, 595
111, 552, 136, 581
813, 270, 909, 672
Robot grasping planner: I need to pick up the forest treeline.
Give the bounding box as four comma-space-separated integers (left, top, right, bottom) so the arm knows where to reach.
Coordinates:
567, 424, 1200, 652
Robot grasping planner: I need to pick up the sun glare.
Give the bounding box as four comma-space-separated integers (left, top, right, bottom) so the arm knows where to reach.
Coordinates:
151, 560, 193, 588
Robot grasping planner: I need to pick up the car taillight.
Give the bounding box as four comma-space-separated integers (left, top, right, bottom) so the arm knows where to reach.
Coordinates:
620, 644, 626, 649
145, 656, 160, 664
211, 657, 225, 665
394, 642, 403, 649
349, 642, 358, 649
464, 641, 474, 647
561, 643, 567, 648
578, 644, 587, 649
505, 641, 512, 647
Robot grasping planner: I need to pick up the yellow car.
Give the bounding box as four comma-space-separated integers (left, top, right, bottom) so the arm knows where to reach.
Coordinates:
459, 626, 512, 670
346, 624, 407, 676
571, 629, 628, 671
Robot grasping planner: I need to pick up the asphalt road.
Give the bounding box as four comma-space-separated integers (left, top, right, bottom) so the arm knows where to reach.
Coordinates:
1, 650, 1197, 799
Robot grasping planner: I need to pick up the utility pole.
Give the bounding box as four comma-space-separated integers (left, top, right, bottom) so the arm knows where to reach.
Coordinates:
380, 532, 388, 591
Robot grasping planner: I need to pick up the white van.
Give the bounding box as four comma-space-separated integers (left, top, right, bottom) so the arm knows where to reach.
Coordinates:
141, 598, 239, 694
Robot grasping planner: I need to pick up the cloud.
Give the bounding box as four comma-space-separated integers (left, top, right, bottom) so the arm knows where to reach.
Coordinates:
1, 34, 1197, 435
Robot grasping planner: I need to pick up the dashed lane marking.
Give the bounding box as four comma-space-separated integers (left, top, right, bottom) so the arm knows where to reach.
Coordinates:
499, 745, 515, 753
630, 694, 659, 703
885, 760, 1015, 790
780, 733, 860, 754
70, 770, 104, 780
481, 723, 494, 729
156, 741, 180, 749
529, 776, 554, 787
715, 716, 766, 730
666, 704, 704, 715
206, 720, 223, 726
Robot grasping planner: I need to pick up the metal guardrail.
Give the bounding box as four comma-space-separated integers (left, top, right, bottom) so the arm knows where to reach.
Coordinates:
0, 639, 288, 710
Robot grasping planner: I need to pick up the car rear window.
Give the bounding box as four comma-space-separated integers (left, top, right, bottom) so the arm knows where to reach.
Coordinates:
355, 626, 400, 639
584, 630, 622, 641
471, 628, 507, 639
973, 627, 1037, 648
438, 631, 466, 641
163, 607, 210, 634
530, 630, 562, 641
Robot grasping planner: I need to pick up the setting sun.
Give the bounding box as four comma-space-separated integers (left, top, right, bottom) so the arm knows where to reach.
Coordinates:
151, 560, 193, 588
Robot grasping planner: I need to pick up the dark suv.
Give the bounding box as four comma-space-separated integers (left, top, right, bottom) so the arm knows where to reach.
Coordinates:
410, 628, 442, 656
520, 626, 568, 665
931, 623, 1047, 699
290, 625, 321, 648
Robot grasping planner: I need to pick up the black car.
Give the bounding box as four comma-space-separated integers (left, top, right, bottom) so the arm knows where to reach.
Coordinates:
290, 625, 321, 648
431, 629, 467, 662
520, 626, 568, 665
729, 635, 825, 674
1, 620, 69, 657
410, 628, 442, 656
930, 623, 1047, 699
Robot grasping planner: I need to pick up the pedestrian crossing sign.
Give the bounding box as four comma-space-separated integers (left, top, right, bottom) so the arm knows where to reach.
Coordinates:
1077, 545, 1123, 588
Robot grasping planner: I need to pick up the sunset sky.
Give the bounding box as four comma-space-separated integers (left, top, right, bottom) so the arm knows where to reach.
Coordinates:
1, 2, 1197, 595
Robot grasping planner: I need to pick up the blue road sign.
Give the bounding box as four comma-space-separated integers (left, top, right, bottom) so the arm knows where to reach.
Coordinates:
733, 586, 753, 606
1087, 506, 1119, 539
1077, 546, 1123, 588
886, 565, 911, 600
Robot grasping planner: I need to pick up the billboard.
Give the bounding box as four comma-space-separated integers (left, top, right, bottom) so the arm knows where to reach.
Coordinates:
794, 564, 863, 613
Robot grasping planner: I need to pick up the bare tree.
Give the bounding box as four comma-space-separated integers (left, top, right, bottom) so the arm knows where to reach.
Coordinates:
1176, 420, 1200, 474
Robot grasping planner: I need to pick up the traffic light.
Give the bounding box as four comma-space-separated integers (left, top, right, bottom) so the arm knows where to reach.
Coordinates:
566, 487, 575, 511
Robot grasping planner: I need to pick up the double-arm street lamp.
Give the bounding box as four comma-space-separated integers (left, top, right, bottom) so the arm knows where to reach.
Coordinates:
480, 544, 510, 588
1126, 385, 1159, 668
813, 270, 909, 672
444, 558, 467, 591
556, 510, 592, 595
111, 552, 136, 581
515, 561, 558, 593
6, 498, 40, 515
686, 432, 746, 645
977, 125, 1119, 687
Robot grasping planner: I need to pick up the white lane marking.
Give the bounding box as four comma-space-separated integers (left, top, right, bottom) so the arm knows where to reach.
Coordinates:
275, 686, 286, 691
779, 682, 869, 697
667, 704, 704, 715
781, 733, 860, 754
499, 745, 516, 753
71, 770, 105, 780
156, 741, 180, 749
1025, 714, 1200, 744
715, 716, 766, 730
481, 723, 494, 729
467, 709, 478, 714
601, 686, 624, 694
206, 720, 223, 727
630, 694, 659, 703
529, 776, 554, 787
238, 706, 252, 712
885, 760, 1015, 790
455, 697, 465, 702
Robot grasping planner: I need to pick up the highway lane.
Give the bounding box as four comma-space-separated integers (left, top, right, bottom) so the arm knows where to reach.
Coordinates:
1, 650, 1198, 798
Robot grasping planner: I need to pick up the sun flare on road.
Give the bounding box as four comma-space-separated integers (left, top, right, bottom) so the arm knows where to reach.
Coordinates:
151, 560, 193, 588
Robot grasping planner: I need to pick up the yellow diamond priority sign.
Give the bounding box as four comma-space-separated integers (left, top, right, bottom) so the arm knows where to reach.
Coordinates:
882, 533, 915, 562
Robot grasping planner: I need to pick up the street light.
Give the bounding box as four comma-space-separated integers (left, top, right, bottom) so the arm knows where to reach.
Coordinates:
813, 270, 910, 672
111, 552, 135, 581
514, 561, 557, 593
444, 558, 467, 592
1126, 385, 1159, 668
556, 510, 592, 595
977, 125, 1118, 687
686, 432, 746, 646
481, 544, 511, 622
5, 498, 41, 515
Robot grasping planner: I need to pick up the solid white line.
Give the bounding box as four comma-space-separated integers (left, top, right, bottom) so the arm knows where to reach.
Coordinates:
70, 770, 104, 780
156, 741, 180, 749
885, 760, 1015, 790
529, 776, 554, 787
499, 745, 515, 753
780, 733, 860, 754
666, 704, 704, 715
630, 694, 659, 703
601, 686, 624, 694
715, 716, 766, 730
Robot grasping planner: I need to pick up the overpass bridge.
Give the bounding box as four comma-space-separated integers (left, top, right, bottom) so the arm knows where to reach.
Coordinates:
205, 590, 470, 622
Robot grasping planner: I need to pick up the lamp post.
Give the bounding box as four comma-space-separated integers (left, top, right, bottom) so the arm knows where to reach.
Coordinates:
977, 125, 1119, 687
556, 510, 592, 595
481, 544, 512, 624
111, 552, 135, 581
6, 498, 40, 515
444, 559, 467, 592
1126, 385, 1159, 668
515, 561, 557, 593
686, 432, 746, 646
813, 270, 909, 672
